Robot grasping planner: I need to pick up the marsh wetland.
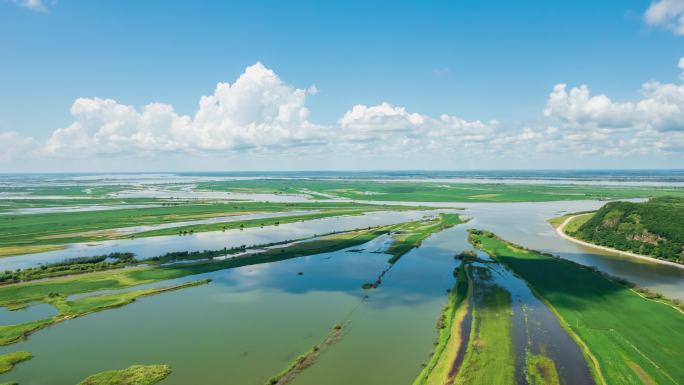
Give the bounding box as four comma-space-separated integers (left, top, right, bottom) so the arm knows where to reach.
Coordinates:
0, 173, 682, 385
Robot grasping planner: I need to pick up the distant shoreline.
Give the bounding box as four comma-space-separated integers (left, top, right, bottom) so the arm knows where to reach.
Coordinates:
556, 215, 684, 270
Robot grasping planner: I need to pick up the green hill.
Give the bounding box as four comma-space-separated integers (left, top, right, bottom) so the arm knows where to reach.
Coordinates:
573, 196, 684, 264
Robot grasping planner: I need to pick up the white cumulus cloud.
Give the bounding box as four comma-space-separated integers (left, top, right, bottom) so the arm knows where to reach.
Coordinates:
38, 59, 684, 165
337, 102, 501, 155
544, 59, 684, 133
0, 132, 36, 161
645, 0, 684, 35
45, 63, 326, 156
540, 58, 684, 156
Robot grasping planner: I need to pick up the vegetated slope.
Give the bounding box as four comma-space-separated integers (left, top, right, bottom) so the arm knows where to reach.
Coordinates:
573, 196, 684, 263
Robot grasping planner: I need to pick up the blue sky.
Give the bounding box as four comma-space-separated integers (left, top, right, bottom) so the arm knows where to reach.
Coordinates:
1, 0, 683, 171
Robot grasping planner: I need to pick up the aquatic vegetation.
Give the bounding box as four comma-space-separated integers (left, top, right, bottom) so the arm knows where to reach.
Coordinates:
0, 279, 210, 346
0, 351, 32, 374
132, 208, 379, 238
365, 214, 462, 290
265, 324, 345, 385
525, 353, 560, 385
386, 213, 461, 264
77, 364, 171, 385
0, 253, 135, 284
471, 230, 684, 385
0, 226, 396, 310
0, 219, 452, 345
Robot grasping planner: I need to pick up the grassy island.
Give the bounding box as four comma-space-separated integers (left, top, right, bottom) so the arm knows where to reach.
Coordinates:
0, 351, 32, 374
77, 364, 171, 385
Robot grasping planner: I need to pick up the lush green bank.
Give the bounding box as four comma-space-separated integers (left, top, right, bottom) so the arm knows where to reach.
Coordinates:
452, 265, 515, 385
412, 264, 470, 385
569, 196, 684, 264
470, 230, 684, 385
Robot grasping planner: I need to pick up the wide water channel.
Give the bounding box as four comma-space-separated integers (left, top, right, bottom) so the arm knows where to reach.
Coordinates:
1, 219, 462, 384
0, 219, 596, 385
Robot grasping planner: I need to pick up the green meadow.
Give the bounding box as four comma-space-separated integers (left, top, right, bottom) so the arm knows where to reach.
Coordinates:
470, 230, 684, 385
197, 179, 684, 202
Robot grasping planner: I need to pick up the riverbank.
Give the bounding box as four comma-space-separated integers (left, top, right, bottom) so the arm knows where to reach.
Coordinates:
412, 264, 470, 385
555, 214, 684, 270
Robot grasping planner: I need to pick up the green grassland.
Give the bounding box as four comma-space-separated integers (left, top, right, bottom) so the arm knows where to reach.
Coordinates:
197, 179, 684, 203
571, 196, 684, 263
453, 265, 515, 385
77, 364, 171, 385
0, 201, 403, 256
412, 264, 470, 385
547, 212, 593, 231
0, 351, 32, 374
470, 230, 684, 385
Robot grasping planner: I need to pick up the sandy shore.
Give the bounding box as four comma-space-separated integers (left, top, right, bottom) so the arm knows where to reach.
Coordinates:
556, 215, 684, 270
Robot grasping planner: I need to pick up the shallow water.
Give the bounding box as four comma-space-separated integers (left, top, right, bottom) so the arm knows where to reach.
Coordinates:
109, 209, 319, 235
480, 252, 594, 385
1, 199, 682, 384
0, 204, 160, 215
0, 210, 445, 270
0, 225, 460, 385
0, 303, 57, 325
